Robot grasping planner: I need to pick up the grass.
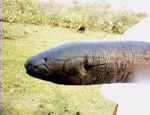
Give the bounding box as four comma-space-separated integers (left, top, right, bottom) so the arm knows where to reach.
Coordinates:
1, 22, 117, 115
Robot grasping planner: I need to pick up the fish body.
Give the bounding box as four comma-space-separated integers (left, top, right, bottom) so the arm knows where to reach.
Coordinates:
25, 41, 150, 85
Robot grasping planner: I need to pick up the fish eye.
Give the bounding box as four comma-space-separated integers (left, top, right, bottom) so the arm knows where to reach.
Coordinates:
43, 58, 48, 62
39, 58, 47, 64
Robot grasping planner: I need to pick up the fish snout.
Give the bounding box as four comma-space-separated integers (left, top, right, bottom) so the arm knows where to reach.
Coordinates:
24, 57, 52, 79
25, 56, 47, 68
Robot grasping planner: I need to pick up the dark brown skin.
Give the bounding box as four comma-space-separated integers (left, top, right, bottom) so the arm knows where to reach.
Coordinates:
24, 41, 150, 85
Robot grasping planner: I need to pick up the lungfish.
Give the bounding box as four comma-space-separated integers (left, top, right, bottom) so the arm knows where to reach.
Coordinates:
25, 41, 150, 85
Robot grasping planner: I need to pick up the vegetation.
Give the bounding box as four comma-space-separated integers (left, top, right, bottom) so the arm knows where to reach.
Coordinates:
1, 22, 116, 115
1, 0, 147, 34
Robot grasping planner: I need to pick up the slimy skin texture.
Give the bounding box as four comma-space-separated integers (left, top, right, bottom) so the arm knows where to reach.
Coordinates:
24, 41, 150, 85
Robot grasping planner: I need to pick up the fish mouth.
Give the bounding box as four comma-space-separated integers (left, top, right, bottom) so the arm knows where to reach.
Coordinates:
26, 65, 73, 85
27, 71, 73, 85
26, 64, 51, 78
25, 60, 79, 85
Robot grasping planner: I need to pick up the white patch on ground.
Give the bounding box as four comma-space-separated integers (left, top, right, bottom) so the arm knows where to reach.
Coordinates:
100, 83, 150, 115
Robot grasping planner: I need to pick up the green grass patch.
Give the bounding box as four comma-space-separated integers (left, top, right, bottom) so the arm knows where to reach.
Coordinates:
1, 22, 117, 115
